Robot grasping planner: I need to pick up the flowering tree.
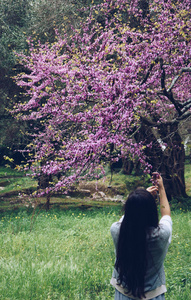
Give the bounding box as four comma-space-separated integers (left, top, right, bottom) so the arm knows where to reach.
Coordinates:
12, 0, 191, 206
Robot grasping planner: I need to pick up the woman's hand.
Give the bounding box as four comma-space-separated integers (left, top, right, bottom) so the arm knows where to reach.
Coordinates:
152, 172, 164, 190
146, 186, 158, 197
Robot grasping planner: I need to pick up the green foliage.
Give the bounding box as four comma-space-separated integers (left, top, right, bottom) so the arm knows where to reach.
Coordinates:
0, 0, 29, 69
0, 0, 30, 27
0, 0, 32, 165
170, 197, 191, 212
0, 207, 190, 299
102, 172, 150, 197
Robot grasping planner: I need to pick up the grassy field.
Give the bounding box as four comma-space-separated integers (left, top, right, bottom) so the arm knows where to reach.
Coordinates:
0, 165, 191, 299
0, 206, 190, 300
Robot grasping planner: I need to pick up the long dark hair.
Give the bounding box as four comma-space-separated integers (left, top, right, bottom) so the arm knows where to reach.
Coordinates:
115, 188, 159, 298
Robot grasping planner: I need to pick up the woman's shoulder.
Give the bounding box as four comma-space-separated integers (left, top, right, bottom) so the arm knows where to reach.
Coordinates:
110, 216, 124, 246
159, 215, 172, 243
110, 216, 123, 234
159, 215, 172, 227
149, 215, 172, 245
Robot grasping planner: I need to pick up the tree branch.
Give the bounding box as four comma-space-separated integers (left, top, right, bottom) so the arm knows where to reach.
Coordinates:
159, 58, 183, 116
141, 116, 177, 127
181, 98, 191, 113
142, 60, 191, 117
141, 109, 191, 128
167, 67, 191, 93
159, 58, 166, 91
141, 57, 161, 85
176, 111, 191, 122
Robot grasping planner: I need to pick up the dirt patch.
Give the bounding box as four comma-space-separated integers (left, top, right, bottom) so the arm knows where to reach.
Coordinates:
77, 181, 126, 196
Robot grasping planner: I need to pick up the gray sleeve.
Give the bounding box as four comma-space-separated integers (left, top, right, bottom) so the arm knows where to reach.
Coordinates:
159, 215, 172, 244
110, 216, 124, 250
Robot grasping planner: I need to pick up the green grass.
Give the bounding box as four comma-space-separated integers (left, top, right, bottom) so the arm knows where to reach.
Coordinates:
0, 176, 37, 193
165, 209, 191, 300
0, 167, 37, 196
0, 206, 190, 300
185, 163, 191, 196
0, 166, 190, 299
0, 167, 24, 178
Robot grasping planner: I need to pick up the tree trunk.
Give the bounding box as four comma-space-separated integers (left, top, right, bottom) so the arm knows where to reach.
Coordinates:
158, 123, 187, 200
122, 157, 134, 175
134, 123, 187, 201
46, 193, 50, 211
38, 163, 52, 210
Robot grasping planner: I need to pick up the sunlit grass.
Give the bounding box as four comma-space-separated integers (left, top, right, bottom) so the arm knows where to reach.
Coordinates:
0, 207, 120, 299
0, 167, 37, 196
0, 207, 190, 300
0, 176, 37, 193
0, 167, 24, 177
165, 209, 191, 299
185, 163, 191, 196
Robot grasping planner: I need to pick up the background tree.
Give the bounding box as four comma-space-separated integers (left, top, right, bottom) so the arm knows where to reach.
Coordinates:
11, 0, 191, 202
0, 0, 99, 166
0, 0, 31, 164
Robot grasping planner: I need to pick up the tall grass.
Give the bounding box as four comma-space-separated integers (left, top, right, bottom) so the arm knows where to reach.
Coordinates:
0, 206, 190, 300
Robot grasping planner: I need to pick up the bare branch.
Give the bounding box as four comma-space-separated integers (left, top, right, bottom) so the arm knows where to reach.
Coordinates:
181, 98, 191, 113
158, 59, 183, 115
141, 58, 183, 116
176, 111, 191, 122
129, 125, 142, 138
167, 67, 191, 93
141, 108, 191, 128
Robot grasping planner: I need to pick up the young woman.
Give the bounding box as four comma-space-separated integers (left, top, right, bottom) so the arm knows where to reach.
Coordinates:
110, 173, 172, 300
